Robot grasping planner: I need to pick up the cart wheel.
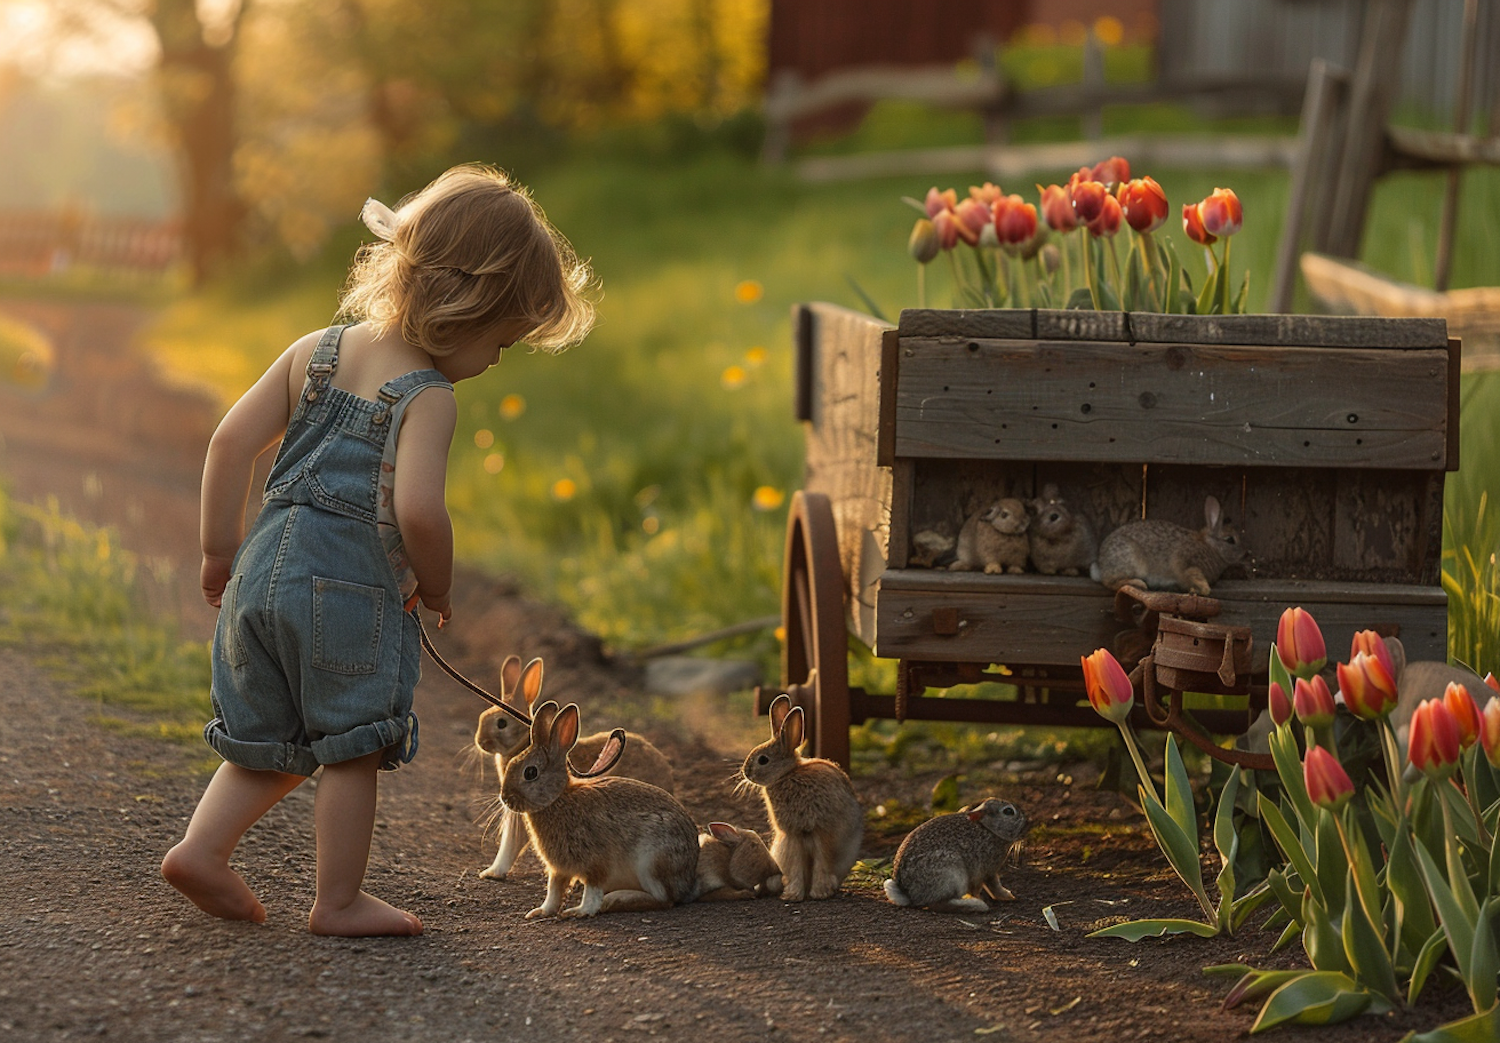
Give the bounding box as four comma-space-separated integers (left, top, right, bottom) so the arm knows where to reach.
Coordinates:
781, 491, 851, 767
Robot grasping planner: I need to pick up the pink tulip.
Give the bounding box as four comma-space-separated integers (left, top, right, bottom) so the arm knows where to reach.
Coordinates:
1037, 183, 1077, 232
1338, 652, 1399, 720
1442, 682, 1482, 749
1276, 607, 1327, 678
1409, 699, 1462, 778
1087, 194, 1123, 238
1197, 188, 1243, 238
1268, 681, 1292, 727
1304, 745, 1354, 811
1293, 675, 1336, 727
1481, 697, 1500, 768
1117, 177, 1168, 234
1081, 648, 1134, 725
924, 187, 957, 218
1182, 203, 1217, 246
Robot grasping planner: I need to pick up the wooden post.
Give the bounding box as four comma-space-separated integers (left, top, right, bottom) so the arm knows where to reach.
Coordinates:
1270, 59, 1348, 314
1434, 0, 1480, 292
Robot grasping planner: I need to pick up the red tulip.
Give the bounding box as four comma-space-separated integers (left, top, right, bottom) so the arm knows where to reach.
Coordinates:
1338, 652, 1399, 720
1070, 179, 1108, 225
1409, 698, 1461, 778
1087, 194, 1123, 238
1276, 607, 1327, 679
1082, 648, 1134, 725
1037, 183, 1077, 232
1268, 681, 1292, 727
1117, 177, 1168, 234
952, 197, 990, 246
1481, 697, 1500, 768
1197, 188, 1243, 238
1183, 203, 1217, 246
1304, 745, 1354, 811
1091, 156, 1130, 189
924, 187, 957, 218
1293, 675, 1336, 727
1442, 682, 1482, 749
995, 195, 1038, 247
1350, 630, 1397, 684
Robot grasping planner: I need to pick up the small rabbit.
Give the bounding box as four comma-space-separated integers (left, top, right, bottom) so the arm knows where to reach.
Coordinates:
910, 523, 957, 568
696, 822, 783, 900
949, 497, 1030, 575
883, 798, 1029, 913
500, 700, 700, 918
1026, 484, 1097, 577
1092, 495, 1245, 596
738, 691, 864, 901
476, 656, 676, 880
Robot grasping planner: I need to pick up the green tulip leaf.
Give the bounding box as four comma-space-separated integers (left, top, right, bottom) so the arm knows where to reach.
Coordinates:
1415, 840, 1477, 988
1406, 927, 1450, 1006
1124, 245, 1142, 312
1259, 796, 1322, 907
1086, 917, 1219, 940
1264, 868, 1305, 927
1398, 1005, 1500, 1043
1341, 867, 1400, 1003
1249, 971, 1369, 1033
1387, 826, 1440, 955
1164, 734, 1198, 846
1064, 285, 1094, 311
1314, 809, 1347, 913
1219, 968, 1308, 1010
1233, 267, 1250, 314
1466, 897, 1498, 1012
1141, 784, 1213, 918
1269, 723, 1317, 829
1271, 919, 1301, 954
1302, 891, 1353, 976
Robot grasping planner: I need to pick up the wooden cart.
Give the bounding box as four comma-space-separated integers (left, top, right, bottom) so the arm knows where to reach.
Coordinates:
763, 303, 1460, 769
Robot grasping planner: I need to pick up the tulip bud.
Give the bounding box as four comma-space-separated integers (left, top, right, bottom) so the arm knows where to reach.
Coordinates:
1481, 696, 1500, 768
1081, 648, 1134, 725
1071, 179, 1107, 225
1182, 203, 1217, 246
1409, 699, 1462, 778
1268, 680, 1292, 728
1304, 745, 1354, 811
1442, 682, 1482, 749
924, 186, 957, 218
1039, 241, 1061, 274
908, 219, 940, 264
1197, 188, 1243, 238
1117, 176, 1168, 234
1293, 675, 1337, 727
1038, 183, 1077, 232
1275, 607, 1327, 679
1087, 194, 1123, 238
1337, 651, 1399, 719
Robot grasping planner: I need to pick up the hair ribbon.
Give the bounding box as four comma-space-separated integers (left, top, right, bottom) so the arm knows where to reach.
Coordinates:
360, 197, 400, 241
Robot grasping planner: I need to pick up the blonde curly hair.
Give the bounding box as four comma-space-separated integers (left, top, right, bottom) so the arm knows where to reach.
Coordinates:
338, 164, 596, 355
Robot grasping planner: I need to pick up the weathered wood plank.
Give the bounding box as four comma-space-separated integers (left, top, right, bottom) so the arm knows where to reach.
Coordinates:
873, 572, 1447, 665
893, 339, 1450, 469
895, 307, 1447, 348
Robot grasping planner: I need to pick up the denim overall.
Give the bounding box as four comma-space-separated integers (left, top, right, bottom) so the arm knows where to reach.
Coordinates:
205, 325, 452, 776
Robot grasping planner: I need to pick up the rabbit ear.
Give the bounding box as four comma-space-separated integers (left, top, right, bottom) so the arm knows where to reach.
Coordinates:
530, 700, 560, 746
1204, 496, 1222, 530
499, 655, 523, 704
518, 658, 545, 709
769, 693, 793, 735
574, 728, 626, 778
706, 822, 741, 845
552, 704, 581, 753
779, 705, 805, 753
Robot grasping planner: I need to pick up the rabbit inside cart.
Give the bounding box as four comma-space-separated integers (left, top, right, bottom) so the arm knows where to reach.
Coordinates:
1092, 495, 1245, 596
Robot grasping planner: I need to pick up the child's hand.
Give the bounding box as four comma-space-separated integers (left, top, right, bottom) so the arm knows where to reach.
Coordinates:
420, 591, 453, 628
201, 555, 234, 607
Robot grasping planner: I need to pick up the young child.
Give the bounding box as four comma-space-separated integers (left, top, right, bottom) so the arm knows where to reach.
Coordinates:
161, 164, 595, 936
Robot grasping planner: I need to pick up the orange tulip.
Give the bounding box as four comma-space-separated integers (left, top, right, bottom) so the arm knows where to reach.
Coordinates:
1268, 681, 1292, 727
1197, 188, 1243, 238
1293, 675, 1337, 727
1082, 648, 1134, 725
1070, 179, 1108, 225
1337, 651, 1399, 720
1409, 698, 1461, 778
995, 195, 1038, 247
924, 186, 957, 218
1350, 630, 1397, 683
1087, 194, 1122, 238
1117, 176, 1168, 234
969, 181, 1004, 206
1037, 183, 1076, 232
1304, 746, 1354, 811
1276, 607, 1327, 678
1442, 682, 1482, 749
1182, 203, 1217, 246
1090, 156, 1130, 189
1481, 696, 1500, 768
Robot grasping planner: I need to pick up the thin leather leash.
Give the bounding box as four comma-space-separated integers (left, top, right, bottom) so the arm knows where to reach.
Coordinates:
409, 608, 626, 777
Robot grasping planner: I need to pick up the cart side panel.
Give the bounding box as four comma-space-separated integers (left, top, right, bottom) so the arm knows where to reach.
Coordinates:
798, 302, 895, 647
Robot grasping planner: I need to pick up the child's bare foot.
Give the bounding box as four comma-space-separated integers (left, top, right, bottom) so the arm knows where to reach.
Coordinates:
160, 843, 266, 923
308, 891, 423, 937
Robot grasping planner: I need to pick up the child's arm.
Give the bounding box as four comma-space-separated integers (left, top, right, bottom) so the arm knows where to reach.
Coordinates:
392, 386, 458, 622
199, 344, 302, 606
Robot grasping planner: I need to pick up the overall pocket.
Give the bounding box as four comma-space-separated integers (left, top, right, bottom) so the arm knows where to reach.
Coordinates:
311, 576, 384, 674
216, 573, 248, 668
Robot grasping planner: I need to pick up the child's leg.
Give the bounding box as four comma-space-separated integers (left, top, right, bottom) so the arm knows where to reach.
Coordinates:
307, 751, 423, 937
161, 761, 305, 922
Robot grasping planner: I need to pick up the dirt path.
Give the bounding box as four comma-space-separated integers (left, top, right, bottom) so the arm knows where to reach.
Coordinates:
0, 300, 1469, 1043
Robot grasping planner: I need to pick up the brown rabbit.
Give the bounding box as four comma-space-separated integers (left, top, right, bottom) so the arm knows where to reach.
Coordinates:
500, 701, 699, 918
949, 497, 1030, 575
1092, 495, 1245, 596
476, 656, 675, 880
696, 822, 783, 900
739, 691, 864, 901
1026, 484, 1097, 577
883, 798, 1029, 913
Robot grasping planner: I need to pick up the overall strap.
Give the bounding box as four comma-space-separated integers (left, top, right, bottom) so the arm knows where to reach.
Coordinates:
374, 371, 453, 433
304, 325, 346, 403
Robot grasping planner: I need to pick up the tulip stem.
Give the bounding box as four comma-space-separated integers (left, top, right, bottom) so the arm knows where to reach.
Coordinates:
1379, 719, 1407, 811
916, 263, 926, 309
1460, 747, 1492, 848
1117, 721, 1160, 804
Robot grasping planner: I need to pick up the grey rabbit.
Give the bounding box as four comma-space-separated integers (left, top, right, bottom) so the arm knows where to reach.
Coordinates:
884, 798, 1029, 913
696, 822, 783, 900
949, 496, 1030, 575
475, 656, 675, 880
1026, 484, 1097, 576
1092, 495, 1245, 596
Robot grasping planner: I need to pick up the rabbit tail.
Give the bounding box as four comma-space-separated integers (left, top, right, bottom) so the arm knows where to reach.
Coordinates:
884, 878, 912, 906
